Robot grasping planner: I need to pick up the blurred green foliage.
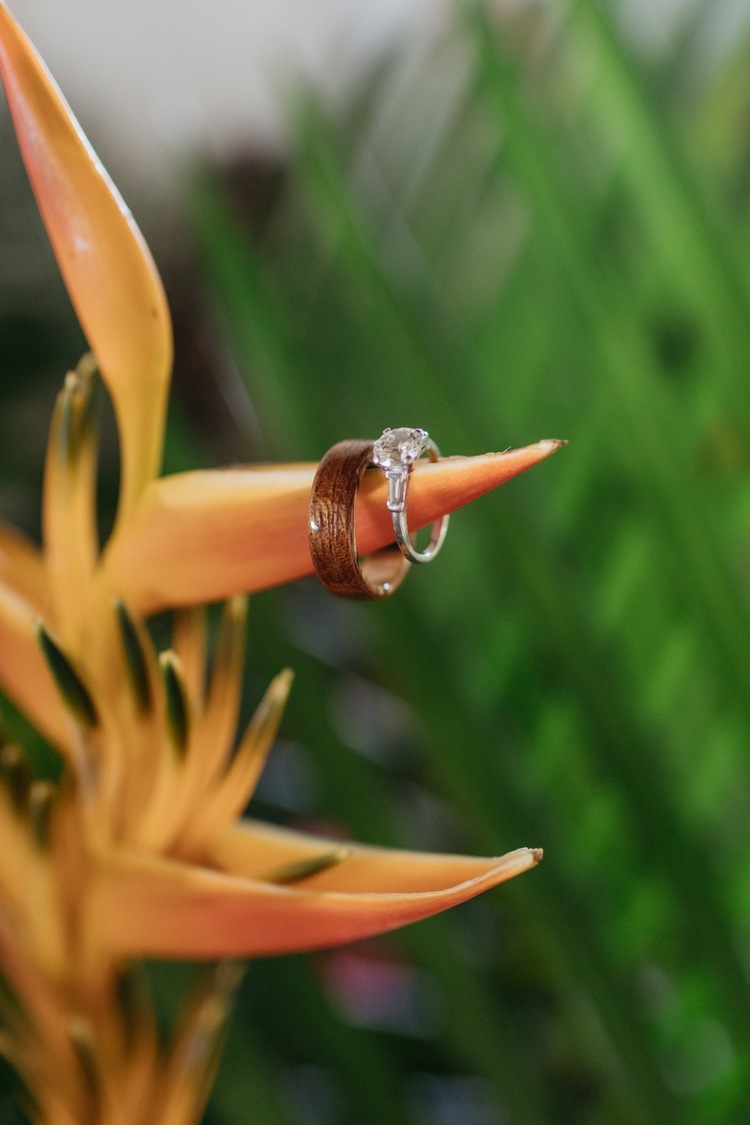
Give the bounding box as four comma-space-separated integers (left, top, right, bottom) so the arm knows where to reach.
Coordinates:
185, 2, 750, 1122
5, 0, 750, 1122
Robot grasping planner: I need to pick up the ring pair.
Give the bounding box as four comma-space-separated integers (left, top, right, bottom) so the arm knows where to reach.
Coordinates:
309, 427, 448, 600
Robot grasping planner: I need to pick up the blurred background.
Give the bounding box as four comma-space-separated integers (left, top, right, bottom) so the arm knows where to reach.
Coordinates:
4, 0, 750, 1121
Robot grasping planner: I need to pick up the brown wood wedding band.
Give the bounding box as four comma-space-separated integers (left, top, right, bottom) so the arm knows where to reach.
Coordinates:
308, 439, 409, 600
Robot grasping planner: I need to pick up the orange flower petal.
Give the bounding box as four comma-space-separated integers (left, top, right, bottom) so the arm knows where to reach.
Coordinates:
175, 669, 293, 852
102, 441, 563, 613
42, 361, 99, 647
0, 4, 172, 521
0, 581, 71, 753
208, 819, 540, 892
0, 522, 47, 613
88, 832, 541, 959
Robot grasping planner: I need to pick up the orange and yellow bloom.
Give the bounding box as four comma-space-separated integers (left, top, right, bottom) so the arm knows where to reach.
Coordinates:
0, 4, 557, 1121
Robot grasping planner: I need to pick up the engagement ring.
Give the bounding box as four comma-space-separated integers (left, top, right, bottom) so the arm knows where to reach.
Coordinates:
371, 428, 449, 564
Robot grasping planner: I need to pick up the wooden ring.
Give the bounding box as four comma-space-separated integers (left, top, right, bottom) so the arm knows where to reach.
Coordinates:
309, 439, 409, 600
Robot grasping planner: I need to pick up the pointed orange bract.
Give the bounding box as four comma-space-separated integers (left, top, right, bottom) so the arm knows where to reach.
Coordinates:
0, 3, 172, 523
0, 582, 71, 751
102, 442, 564, 613
89, 829, 542, 960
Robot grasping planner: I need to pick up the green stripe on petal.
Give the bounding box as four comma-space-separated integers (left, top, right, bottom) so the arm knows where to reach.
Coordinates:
159, 651, 190, 757
37, 624, 98, 729
263, 849, 350, 885
114, 600, 153, 715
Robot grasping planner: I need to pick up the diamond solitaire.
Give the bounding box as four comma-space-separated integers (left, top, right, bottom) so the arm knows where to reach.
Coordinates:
372, 428, 429, 472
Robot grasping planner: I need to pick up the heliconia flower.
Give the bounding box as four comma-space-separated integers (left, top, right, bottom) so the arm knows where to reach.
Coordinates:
0, 3, 558, 1122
